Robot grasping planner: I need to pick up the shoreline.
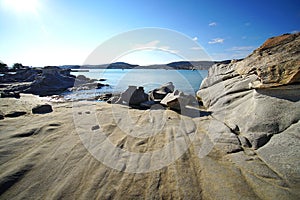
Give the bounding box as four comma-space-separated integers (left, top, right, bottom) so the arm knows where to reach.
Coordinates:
0, 67, 206, 100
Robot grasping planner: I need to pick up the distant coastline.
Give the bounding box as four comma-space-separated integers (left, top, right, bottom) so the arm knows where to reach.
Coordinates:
60, 60, 230, 70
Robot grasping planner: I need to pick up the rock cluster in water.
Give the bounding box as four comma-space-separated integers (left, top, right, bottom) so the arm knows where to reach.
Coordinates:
109, 82, 199, 113
0, 66, 108, 96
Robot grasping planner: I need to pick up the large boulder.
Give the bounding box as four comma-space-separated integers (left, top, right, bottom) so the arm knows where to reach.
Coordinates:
26, 67, 76, 96
0, 66, 104, 96
149, 82, 175, 101
22, 67, 106, 96
160, 90, 200, 118
115, 86, 148, 106
160, 90, 189, 111
0, 68, 41, 83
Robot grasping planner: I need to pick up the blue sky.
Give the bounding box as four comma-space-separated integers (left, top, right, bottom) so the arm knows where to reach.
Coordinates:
0, 0, 299, 66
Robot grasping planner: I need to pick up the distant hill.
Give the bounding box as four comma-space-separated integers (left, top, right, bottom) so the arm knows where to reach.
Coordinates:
166, 61, 216, 70
59, 61, 223, 70
107, 62, 139, 69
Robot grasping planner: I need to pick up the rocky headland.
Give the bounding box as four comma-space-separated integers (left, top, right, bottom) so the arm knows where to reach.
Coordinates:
0, 66, 109, 97
0, 33, 299, 199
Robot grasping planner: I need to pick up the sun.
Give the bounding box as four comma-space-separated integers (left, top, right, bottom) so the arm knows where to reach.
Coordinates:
3, 0, 39, 14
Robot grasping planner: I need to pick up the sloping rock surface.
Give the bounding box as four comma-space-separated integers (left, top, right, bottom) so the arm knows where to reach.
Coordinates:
197, 33, 300, 199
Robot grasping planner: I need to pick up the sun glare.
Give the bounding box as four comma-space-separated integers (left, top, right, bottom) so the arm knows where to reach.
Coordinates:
3, 0, 39, 14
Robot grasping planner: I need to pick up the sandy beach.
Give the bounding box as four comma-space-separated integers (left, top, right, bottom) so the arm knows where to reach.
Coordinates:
0, 94, 212, 199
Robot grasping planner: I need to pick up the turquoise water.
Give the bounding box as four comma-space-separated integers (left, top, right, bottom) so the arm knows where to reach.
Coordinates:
68, 69, 207, 99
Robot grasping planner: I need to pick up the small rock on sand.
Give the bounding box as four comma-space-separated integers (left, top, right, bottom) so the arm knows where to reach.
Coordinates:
32, 104, 53, 114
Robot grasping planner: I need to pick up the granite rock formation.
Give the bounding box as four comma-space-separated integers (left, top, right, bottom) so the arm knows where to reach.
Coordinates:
160, 89, 197, 111
0, 66, 108, 96
235, 33, 300, 88
196, 32, 300, 198
115, 86, 149, 106
0, 68, 41, 83
25, 67, 76, 96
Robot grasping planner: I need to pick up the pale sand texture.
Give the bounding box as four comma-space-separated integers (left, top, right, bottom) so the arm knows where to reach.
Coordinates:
0, 94, 296, 199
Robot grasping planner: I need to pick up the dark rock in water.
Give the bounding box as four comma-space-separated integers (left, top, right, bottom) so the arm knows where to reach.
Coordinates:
0, 66, 104, 96
76, 75, 92, 83
69, 82, 109, 91
0, 68, 41, 83
0, 91, 20, 98
67, 74, 109, 91
115, 86, 148, 106
32, 104, 53, 114
26, 67, 76, 96
149, 82, 174, 101
5, 111, 27, 118
107, 96, 120, 104
97, 93, 112, 101
96, 83, 109, 89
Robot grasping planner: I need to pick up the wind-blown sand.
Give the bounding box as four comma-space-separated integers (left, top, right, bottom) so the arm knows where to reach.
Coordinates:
0, 94, 259, 199
1, 95, 193, 199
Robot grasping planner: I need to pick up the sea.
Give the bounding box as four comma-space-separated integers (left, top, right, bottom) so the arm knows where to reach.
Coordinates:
65, 69, 208, 99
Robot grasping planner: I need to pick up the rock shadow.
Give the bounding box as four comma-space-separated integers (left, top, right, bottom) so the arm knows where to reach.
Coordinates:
179, 107, 212, 118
